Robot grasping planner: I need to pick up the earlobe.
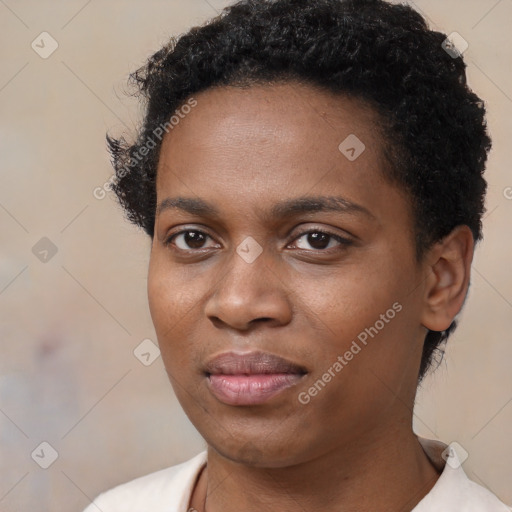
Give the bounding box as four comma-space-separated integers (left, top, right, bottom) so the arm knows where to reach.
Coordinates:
420, 225, 475, 332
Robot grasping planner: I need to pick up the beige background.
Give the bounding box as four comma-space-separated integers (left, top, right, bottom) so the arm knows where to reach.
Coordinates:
0, 0, 511, 510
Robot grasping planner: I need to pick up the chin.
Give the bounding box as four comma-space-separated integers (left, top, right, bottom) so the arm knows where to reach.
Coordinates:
204, 429, 310, 468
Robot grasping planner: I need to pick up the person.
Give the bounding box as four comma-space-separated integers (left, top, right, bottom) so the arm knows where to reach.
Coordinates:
84, 0, 511, 510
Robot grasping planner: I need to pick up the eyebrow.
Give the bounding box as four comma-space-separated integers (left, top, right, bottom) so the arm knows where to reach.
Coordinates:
156, 195, 375, 221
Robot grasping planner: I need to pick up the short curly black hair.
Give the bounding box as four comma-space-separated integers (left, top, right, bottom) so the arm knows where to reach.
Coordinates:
106, 0, 491, 382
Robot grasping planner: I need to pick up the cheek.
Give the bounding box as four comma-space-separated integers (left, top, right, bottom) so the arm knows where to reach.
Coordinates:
292, 253, 418, 390
296, 258, 404, 342
148, 251, 201, 323
147, 254, 204, 364
147, 260, 207, 414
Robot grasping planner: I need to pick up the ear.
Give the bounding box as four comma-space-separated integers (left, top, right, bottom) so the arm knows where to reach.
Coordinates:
420, 225, 475, 332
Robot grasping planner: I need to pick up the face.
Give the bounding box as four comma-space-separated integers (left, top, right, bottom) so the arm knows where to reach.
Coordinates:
148, 82, 429, 468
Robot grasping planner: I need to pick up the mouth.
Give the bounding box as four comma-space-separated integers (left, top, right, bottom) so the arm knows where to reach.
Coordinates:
204, 351, 308, 406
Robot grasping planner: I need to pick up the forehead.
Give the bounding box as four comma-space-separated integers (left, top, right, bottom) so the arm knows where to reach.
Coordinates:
158, 82, 383, 164
155, 82, 396, 222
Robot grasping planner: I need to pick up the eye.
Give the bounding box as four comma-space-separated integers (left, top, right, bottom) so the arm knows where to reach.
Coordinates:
290, 229, 353, 251
164, 229, 218, 251
163, 227, 353, 254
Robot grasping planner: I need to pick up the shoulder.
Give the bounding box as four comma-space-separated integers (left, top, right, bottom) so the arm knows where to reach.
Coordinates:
416, 438, 511, 512
453, 475, 512, 511
426, 472, 512, 511
82, 451, 207, 512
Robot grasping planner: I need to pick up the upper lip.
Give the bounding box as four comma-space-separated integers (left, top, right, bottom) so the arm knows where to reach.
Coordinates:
204, 351, 308, 376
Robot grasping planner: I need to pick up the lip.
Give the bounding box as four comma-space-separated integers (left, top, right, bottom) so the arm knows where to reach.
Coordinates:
204, 351, 307, 406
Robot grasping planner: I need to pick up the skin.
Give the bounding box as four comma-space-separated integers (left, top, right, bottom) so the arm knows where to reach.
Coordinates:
147, 82, 474, 511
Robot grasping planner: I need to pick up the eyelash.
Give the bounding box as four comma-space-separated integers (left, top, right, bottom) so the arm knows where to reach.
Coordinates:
163, 228, 353, 253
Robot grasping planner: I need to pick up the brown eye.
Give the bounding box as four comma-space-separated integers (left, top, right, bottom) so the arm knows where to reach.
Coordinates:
292, 230, 353, 251
164, 230, 216, 250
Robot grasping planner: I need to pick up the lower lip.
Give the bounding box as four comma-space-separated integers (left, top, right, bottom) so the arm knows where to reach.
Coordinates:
207, 373, 304, 406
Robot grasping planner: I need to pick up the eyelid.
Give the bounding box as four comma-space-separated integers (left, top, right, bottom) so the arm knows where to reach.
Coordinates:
288, 223, 354, 240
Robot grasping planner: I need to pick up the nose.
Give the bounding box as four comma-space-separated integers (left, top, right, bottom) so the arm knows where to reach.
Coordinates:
204, 246, 293, 332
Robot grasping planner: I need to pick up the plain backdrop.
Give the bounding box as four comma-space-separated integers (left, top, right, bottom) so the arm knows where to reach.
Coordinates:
0, 0, 511, 510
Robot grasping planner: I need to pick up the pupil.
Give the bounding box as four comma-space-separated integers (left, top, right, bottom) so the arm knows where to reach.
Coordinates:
186, 231, 205, 248
309, 232, 329, 249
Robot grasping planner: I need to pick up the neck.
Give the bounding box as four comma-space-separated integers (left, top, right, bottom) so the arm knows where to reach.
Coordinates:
194, 425, 441, 512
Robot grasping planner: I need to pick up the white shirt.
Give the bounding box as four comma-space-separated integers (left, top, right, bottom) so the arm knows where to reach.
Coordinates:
83, 438, 511, 511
